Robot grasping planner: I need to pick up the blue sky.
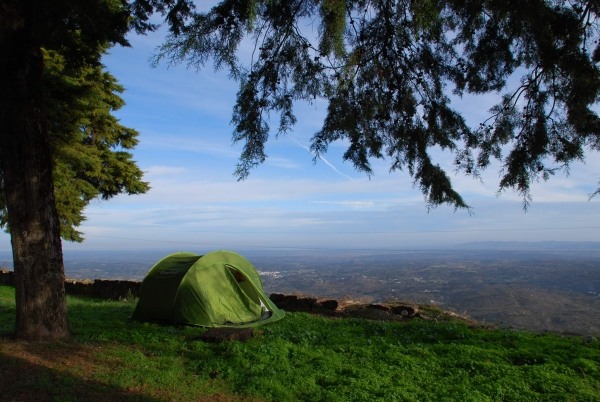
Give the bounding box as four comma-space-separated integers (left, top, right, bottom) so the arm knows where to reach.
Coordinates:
2, 27, 600, 253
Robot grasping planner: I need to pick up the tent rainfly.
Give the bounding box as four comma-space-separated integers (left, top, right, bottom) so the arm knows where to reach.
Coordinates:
131, 250, 285, 327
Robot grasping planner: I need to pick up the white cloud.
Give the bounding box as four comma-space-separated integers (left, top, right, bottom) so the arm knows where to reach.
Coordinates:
145, 165, 187, 176
140, 134, 240, 158
264, 156, 303, 170
310, 200, 377, 209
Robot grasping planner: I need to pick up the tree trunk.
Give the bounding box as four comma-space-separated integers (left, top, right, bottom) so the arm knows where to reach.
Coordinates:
0, 11, 70, 340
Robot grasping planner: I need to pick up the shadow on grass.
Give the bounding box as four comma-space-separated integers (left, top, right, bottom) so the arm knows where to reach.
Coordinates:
0, 341, 162, 402
67, 296, 140, 338
0, 288, 174, 402
65, 295, 207, 345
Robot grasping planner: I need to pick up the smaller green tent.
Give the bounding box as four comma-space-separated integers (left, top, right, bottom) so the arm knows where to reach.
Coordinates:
132, 250, 284, 327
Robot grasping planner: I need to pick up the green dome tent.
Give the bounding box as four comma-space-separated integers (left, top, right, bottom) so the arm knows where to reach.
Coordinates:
132, 250, 284, 327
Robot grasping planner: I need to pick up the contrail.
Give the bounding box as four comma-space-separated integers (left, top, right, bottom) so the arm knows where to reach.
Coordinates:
288, 136, 354, 181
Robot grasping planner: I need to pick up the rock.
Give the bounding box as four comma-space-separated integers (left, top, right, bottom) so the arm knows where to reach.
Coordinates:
391, 305, 418, 318
269, 293, 318, 312
318, 299, 339, 311
367, 304, 391, 312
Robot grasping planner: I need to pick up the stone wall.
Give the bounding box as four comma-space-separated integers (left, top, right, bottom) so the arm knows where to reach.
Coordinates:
269, 293, 420, 319
64, 279, 141, 300
0, 269, 140, 300
0, 269, 14, 286
0, 269, 420, 320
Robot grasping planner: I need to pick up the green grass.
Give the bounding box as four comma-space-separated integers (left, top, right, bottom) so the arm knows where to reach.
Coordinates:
1, 284, 599, 401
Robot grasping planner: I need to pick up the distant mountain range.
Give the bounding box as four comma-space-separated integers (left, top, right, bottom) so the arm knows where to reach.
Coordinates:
454, 241, 600, 252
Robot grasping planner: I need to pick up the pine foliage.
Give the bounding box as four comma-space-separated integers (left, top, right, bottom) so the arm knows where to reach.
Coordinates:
0, 49, 149, 242
154, 0, 600, 209
45, 49, 150, 241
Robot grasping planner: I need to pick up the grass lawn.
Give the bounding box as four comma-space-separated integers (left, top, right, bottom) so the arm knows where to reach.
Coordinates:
1, 285, 599, 401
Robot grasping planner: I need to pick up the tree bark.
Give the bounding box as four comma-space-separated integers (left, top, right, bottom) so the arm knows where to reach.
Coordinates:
0, 7, 70, 340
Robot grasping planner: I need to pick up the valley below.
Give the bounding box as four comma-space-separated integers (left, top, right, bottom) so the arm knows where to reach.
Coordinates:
250, 249, 600, 336
2, 244, 599, 336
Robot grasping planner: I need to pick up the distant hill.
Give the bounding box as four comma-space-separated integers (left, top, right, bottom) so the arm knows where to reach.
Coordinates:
454, 241, 600, 252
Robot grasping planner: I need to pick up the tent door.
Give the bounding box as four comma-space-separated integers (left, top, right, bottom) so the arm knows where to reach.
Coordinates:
226, 265, 271, 318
